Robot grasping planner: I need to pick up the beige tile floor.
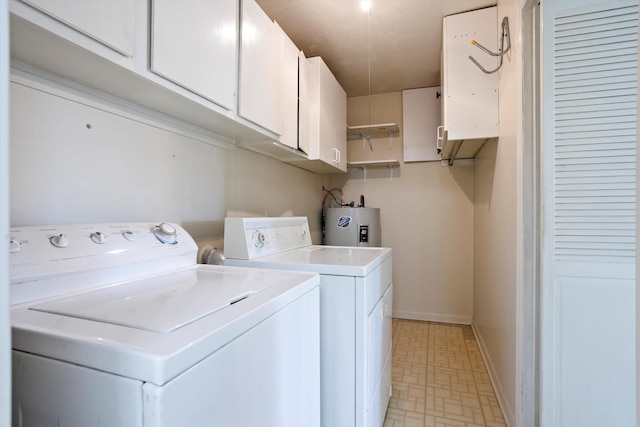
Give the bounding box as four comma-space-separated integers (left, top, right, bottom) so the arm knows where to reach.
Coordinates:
383, 319, 507, 427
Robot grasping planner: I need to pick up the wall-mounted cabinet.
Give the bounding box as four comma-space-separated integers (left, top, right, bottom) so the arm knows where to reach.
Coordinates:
19, 0, 136, 57
8, 0, 304, 151
235, 7, 306, 160
402, 87, 441, 162
10, 0, 138, 70
287, 56, 347, 173
440, 6, 498, 166
8, 0, 348, 173
275, 21, 300, 151
238, 0, 281, 134
150, 0, 237, 110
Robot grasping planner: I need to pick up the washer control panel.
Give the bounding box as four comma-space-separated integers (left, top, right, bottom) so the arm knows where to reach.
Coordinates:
224, 217, 312, 260
10, 222, 195, 287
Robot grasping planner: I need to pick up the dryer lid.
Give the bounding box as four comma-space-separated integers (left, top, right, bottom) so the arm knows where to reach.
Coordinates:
30, 267, 270, 333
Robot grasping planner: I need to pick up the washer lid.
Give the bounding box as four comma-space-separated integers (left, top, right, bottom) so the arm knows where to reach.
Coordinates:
31, 268, 270, 333
12, 265, 319, 386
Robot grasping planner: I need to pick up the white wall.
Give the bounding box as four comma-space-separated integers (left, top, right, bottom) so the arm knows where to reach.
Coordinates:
331, 92, 475, 324
9, 69, 326, 252
225, 148, 327, 244
472, 1, 520, 425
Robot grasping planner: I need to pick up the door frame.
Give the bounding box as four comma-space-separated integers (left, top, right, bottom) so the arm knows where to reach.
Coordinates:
636, 14, 640, 426
518, 0, 541, 426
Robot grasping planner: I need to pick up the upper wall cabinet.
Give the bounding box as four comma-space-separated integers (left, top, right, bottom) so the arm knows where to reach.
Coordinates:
403, 86, 441, 163
9, 0, 332, 169
439, 6, 499, 166
11, 0, 138, 76
19, 0, 135, 57
275, 21, 301, 151
234, 3, 306, 160
238, 0, 281, 135
150, 0, 237, 111
9, 0, 285, 146
287, 56, 347, 173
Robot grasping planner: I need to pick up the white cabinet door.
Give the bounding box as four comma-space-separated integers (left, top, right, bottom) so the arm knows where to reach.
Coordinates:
20, 0, 135, 56
298, 51, 311, 155
239, 0, 281, 134
275, 22, 299, 150
402, 87, 441, 162
317, 58, 347, 171
151, 0, 237, 110
301, 56, 347, 173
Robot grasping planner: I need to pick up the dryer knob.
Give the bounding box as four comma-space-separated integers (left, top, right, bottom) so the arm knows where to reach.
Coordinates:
50, 234, 69, 248
9, 238, 22, 253
253, 230, 265, 248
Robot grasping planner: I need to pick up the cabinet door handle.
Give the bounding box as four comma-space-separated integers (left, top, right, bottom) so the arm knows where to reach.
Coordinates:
436, 125, 444, 151
332, 148, 340, 163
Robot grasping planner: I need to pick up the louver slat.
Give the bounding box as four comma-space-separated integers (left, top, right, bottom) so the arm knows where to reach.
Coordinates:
556, 94, 636, 108
557, 73, 636, 90
553, 4, 637, 261
557, 225, 636, 233
556, 33, 633, 52
556, 176, 636, 186
556, 144, 636, 153
555, 105, 636, 118
555, 62, 636, 77
555, 217, 635, 224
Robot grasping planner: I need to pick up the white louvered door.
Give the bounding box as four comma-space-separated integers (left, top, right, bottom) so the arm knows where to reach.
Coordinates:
541, 1, 637, 425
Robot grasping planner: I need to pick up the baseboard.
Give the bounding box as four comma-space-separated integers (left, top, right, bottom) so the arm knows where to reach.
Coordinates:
392, 310, 472, 325
471, 322, 515, 427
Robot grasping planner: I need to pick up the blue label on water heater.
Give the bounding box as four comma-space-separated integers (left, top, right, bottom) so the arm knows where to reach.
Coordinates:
337, 215, 352, 228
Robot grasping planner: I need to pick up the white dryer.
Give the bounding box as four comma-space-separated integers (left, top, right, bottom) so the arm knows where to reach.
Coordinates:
10, 222, 320, 427
223, 217, 393, 427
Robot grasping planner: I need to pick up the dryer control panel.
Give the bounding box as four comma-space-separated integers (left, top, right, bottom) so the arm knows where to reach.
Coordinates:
224, 217, 312, 260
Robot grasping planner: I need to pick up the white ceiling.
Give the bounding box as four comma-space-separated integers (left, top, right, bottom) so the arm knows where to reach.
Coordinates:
256, 0, 497, 97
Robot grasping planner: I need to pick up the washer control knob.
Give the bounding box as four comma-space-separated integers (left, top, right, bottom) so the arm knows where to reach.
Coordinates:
9, 238, 22, 253
159, 223, 176, 236
90, 231, 107, 244
50, 234, 69, 248
122, 230, 137, 241
153, 223, 177, 244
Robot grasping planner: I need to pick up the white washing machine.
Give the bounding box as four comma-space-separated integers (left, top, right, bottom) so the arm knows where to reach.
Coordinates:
10, 222, 320, 427
223, 217, 393, 427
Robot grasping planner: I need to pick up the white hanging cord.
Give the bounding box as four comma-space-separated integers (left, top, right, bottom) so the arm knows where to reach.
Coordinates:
367, 6, 373, 151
